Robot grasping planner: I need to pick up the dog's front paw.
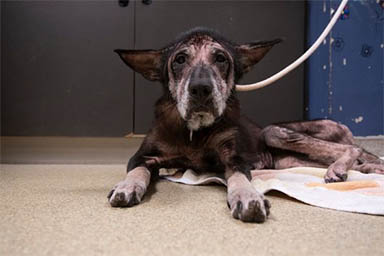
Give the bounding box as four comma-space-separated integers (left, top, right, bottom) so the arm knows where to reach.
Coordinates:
325, 162, 348, 183
108, 180, 147, 207
227, 187, 270, 223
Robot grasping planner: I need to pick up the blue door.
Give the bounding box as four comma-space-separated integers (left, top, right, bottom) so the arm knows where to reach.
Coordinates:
306, 0, 384, 136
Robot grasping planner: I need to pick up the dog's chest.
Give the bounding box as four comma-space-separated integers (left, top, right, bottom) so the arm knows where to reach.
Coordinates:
158, 140, 225, 172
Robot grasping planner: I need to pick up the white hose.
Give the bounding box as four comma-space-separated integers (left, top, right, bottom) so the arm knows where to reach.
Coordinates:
236, 0, 349, 91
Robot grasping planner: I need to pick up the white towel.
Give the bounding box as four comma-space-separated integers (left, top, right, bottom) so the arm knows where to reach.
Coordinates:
160, 163, 384, 215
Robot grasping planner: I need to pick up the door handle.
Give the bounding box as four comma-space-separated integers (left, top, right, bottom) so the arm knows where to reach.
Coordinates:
118, 0, 129, 7
142, 0, 152, 5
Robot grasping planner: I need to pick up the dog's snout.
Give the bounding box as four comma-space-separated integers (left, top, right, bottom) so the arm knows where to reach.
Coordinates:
189, 66, 213, 101
189, 84, 212, 100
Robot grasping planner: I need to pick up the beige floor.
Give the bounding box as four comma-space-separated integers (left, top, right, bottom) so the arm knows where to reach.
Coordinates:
1, 136, 143, 164
1, 164, 384, 256
1, 137, 384, 256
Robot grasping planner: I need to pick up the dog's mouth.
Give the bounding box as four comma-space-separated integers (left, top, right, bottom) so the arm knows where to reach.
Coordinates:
186, 111, 216, 131
183, 99, 222, 131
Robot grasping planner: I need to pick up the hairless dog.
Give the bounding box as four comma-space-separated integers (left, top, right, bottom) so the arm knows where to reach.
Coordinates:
108, 28, 384, 223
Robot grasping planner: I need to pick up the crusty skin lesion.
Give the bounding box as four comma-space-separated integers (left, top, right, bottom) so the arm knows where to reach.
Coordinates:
108, 27, 384, 223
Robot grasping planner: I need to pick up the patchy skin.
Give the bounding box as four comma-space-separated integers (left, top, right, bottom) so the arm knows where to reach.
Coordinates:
110, 27, 384, 223
108, 167, 151, 207
325, 147, 362, 183
227, 172, 270, 223
353, 163, 384, 174
167, 36, 235, 128
261, 122, 384, 183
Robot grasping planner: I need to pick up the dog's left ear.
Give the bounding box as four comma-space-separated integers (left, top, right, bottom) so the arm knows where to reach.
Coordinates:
236, 39, 282, 73
114, 49, 163, 81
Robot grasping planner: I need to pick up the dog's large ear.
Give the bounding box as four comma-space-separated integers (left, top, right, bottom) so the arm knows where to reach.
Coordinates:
114, 49, 163, 81
236, 39, 282, 73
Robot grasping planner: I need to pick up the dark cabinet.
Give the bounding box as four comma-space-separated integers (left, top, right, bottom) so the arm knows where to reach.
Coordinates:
1, 1, 305, 136
2, 1, 135, 136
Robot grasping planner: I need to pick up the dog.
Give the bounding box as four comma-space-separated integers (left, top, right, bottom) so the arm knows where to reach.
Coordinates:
108, 27, 384, 223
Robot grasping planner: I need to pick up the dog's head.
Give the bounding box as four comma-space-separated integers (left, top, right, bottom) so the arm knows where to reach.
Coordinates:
115, 28, 281, 130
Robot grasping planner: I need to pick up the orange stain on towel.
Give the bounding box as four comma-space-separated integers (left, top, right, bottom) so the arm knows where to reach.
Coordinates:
306, 180, 379, 191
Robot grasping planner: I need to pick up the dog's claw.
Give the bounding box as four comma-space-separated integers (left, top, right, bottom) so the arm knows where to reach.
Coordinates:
263, 199, 271, 217
107, 189, 114, 199
233, 201, 243, 219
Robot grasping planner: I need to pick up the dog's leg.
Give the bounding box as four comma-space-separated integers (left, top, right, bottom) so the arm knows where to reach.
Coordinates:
108, 137, 157, 207
352, 162, 384, 174
356, 149, 384, 165
226, 170, 270, 223
278, 120, 354, 144
262, 125, 363, 183
278, 120, 384, 167
273, 151, 327, 169
324, 147, 363, 182
108, 166, 151, 207
272, 150, 363, 183
273, 146, 384, 177
214, 131, 270, 222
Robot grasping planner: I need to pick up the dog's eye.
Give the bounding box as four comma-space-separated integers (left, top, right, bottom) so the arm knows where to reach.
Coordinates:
215, 53, 227, 63
175, 54, 186, 64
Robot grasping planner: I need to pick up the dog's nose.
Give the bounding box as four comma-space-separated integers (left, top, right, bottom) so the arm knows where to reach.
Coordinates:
189, 84, 212, 100
189, 66, 213, 101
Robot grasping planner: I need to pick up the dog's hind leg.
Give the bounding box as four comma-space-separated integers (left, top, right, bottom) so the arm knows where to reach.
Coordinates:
262, 125, 363, 183
352, 162, 384, 174
277, 120, 384, 168
273, 151, 327, 169
324, 147, 362, 182
277, 119, 354, 145
272, 150, 364, 183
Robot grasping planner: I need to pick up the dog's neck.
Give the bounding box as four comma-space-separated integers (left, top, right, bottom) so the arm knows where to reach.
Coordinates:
153, 92, 240, 143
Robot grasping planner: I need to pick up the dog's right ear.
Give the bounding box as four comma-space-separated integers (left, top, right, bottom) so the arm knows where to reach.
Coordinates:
114, 49, 163, 81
